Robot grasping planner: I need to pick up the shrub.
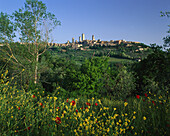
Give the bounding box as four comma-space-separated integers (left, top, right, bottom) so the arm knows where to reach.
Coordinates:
111, 66, 136, 99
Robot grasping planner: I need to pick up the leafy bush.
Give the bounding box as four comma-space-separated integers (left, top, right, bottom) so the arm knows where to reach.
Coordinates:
63, 57, 109, 97
110, 66, 136, 99
133, 47, 170, 95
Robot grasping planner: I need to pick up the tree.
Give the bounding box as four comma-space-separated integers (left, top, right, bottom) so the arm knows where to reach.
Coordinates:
132, 11, 170, 94
161, 11, 170, 51
63, 57, 109, 97
0, 12, 16, 43
111, 66, 136, 99
0, 12, 25, 73
0, 0, 60, 86
132, 47, 170, 94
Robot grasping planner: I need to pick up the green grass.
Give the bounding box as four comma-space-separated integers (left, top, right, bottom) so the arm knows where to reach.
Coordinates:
108, 57, 133, 63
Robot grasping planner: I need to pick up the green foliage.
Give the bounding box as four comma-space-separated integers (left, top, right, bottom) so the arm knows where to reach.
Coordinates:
0, 12, 16, 43
0, 0, 61, 88
92, 43, 152, 60
161, 11, 170, 51
13, 0, 61, 43
133, 47, 170, 94
0, 43, 36, 89
107, 66, 136, 99
63, 57, 109, 97
39, 51, 79, 94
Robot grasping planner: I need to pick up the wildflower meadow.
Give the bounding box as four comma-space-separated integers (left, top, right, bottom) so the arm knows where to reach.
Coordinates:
0, 70, 169, 136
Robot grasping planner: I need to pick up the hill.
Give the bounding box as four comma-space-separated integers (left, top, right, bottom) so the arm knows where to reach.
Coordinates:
49, 42, 153, 64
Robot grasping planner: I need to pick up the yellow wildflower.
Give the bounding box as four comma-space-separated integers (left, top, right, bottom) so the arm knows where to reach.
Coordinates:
143, 116, 147, 120
124, 102, 128, 107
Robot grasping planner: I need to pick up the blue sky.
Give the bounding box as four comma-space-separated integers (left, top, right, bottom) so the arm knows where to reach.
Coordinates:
0, 0, 170, 45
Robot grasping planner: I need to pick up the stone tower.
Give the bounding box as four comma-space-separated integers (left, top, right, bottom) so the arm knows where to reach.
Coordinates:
82, 33, 85, 41
72, 38, 74, 43
92, 35, 95, 41
79, 36, 81, 42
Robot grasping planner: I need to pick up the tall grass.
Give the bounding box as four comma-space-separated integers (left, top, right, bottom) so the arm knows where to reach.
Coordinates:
0, 70, 169, 136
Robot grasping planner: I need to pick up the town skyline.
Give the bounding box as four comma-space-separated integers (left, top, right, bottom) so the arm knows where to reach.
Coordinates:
47, 33, 143, 51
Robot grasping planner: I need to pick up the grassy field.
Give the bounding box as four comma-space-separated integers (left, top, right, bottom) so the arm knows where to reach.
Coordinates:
0, 70, 169, 136
108, 57, 133, 63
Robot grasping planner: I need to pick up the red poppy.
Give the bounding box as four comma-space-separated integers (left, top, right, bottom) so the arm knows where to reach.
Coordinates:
86, 102, 91, 106
144, 93, 147, 97
27, 127, 30, 130
152, 101, 156, 106
136, 95, 140, 99
76, 109, 78, 112
18, 107, 20, 110
55, 117, 61, 124
85, 107, 88, 109
57, 107, 59, 109
143, 99, 145, 102
39, 103, 43, 106
32, 95, 35, 98
95, 103, 98, 106
71, 100, 75, 106
81, 107, 83, 109
66, 98, 69, 103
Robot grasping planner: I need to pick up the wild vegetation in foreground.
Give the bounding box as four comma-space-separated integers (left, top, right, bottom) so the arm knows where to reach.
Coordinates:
0, 71, 169, 136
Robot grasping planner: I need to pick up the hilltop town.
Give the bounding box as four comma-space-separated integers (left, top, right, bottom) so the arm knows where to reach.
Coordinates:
0, 33, 149, 52
48, 33, 142, 49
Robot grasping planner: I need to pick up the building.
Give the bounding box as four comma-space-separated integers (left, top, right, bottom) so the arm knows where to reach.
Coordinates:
82, 33, 85, 41
79, 36, 81, 42
92, 35, 95, 41
55, 33, 141, 49
67, 40, 70, 44
72, 38, 74, 43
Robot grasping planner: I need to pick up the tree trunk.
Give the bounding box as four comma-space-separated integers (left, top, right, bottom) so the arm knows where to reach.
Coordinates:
34, 52, 39, 84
